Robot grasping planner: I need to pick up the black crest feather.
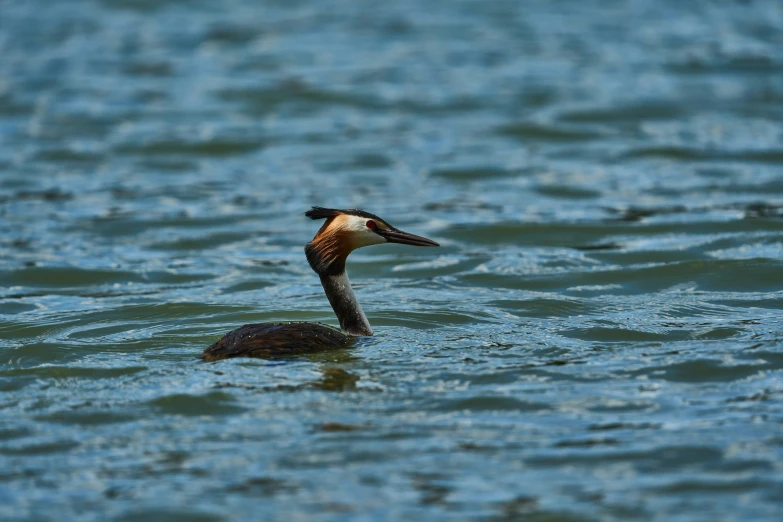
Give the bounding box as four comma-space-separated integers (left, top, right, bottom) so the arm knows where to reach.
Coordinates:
305, 207, 342, 220
305, 206, 389, 224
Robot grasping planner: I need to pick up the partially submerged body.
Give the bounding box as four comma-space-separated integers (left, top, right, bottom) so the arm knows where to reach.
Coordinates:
201, 207, 438, 360
201, 322, 352, 361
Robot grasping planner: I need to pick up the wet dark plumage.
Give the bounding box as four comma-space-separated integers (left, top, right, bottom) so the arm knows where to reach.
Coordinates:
202, 322, 353, 361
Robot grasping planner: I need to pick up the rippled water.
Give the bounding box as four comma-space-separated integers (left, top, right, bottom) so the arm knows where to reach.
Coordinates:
2, 0, 783, 520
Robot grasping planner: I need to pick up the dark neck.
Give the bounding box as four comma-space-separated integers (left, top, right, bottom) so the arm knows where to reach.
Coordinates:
319, 272, 373, 337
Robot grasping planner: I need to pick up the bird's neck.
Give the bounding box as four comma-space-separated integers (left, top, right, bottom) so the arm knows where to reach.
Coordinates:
319, 272, 373, 337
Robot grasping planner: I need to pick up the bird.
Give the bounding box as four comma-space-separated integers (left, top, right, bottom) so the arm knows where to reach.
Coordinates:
202, 207, 439, 361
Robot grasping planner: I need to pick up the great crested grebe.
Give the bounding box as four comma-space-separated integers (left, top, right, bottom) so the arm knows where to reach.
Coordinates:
202, 207, 439, 361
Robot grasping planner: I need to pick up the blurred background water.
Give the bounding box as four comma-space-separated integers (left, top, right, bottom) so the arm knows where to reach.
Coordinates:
1, 0, 783, 520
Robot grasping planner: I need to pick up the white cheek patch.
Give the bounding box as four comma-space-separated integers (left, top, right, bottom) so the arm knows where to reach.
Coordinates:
342, 215, 387, 248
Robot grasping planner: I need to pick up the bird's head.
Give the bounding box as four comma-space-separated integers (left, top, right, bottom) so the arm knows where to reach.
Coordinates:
304, 206, 439, 275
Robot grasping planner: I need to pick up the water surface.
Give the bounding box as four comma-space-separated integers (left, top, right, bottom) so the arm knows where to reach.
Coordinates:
1, 0, 783, 520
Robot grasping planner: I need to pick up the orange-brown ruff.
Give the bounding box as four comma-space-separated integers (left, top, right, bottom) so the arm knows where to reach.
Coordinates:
202, 207, 439, 361
305, 215, 357, 274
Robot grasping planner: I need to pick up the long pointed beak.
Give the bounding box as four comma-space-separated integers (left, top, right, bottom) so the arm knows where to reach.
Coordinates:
378, 229, 439, 247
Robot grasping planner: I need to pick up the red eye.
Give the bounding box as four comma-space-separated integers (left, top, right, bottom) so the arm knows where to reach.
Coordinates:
366, 220, 377, 229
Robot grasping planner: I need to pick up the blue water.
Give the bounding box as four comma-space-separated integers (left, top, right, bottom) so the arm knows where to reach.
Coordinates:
1, 0, 783, 520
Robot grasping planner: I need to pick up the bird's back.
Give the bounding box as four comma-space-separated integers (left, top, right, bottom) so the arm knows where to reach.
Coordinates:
201, 322, 353, 361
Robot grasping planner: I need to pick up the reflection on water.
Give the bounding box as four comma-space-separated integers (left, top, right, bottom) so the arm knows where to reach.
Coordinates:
2, 0, 783, 520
